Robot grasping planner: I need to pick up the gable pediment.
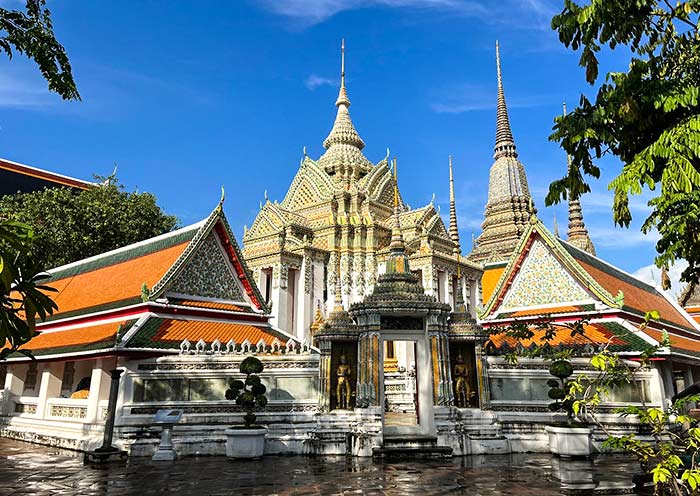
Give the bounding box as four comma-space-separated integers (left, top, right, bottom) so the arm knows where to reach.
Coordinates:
498, 237, 595, 311
165, 231, 246, 302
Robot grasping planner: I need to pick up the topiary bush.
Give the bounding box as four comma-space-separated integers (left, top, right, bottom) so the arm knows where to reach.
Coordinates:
547, 359, 577, 423
225, 356, 268, 428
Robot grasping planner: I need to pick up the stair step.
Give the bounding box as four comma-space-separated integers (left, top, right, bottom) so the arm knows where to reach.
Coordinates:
373, 445, 453, 460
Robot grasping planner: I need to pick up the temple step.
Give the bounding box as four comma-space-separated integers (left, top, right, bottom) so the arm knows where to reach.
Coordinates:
373, 435, 453, 460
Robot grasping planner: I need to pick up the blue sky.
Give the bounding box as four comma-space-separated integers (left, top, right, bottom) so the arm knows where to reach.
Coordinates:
0, 0, 680, 292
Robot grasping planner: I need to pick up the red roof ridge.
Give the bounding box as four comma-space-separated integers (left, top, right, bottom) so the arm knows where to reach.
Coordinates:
0, 156, 93, 190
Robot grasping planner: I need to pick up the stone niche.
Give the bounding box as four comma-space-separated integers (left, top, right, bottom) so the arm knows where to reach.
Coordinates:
449, 342, 479, 408
329, 341, 358, 411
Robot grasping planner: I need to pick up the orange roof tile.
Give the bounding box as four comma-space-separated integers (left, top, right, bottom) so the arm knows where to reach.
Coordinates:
643, 328, 700, 354
482, 266, 506, 304
508, 306, 584, 318
171, 299, 245, 312
576, 259, 692, 330
48, 242, 189, 319
151, 320, 282, 346
18, 321, 123, 351
488, 322, 625, 349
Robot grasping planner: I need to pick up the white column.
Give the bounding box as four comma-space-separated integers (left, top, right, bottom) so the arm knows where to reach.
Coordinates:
87, 359, 111, 423
296, 258, 313, 341
4, 365, 25, 394
0, 366, 25, 415
36, 362, 63, 419
271, 264, 290, 332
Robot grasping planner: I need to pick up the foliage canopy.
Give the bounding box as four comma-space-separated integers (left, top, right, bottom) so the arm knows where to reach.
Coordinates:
0, 0, 79, 100
0, 174, 179, 270
548, 0, 700, 283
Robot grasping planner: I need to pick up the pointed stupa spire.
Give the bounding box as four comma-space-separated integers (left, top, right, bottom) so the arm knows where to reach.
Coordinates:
386, 158, 410, 274
494, 41, 517, 160
448, 155, 461, 256
319, 39, 372, 181
468, 41, 534, 265
563, 103, 596, 256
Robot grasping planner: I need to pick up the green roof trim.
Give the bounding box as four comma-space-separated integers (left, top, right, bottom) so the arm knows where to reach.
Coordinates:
602, 321, 653, 353
48, 224, 200, 281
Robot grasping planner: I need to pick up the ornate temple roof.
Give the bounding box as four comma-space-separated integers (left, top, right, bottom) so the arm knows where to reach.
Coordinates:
317, 40, 373, 181
3, 203, 304, 362
469, 42, 534, 265
481, 214, 700, 360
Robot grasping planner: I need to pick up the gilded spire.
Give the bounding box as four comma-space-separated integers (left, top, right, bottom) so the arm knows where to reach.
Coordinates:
448, 155, 461, 255
386, 158, 410, 274
319, 39, 371, 180
494, 41, 517, 160
390, 157, 404, 250
563, 103, 596, 255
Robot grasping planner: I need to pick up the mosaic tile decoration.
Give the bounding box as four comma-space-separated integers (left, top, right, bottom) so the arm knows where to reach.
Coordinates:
500, 238, 591, 309
168, 232, 244, 301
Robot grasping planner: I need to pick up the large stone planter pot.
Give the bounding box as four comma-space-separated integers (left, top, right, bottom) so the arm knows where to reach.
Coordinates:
224, 427, 266, 459
545, 425, 593, 458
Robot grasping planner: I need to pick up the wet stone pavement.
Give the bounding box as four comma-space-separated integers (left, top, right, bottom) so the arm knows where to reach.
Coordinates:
0, 438, 641, 496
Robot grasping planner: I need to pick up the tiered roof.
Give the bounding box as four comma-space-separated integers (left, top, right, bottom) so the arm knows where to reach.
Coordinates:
481, 215, 700, 360
6, 203, 302, 362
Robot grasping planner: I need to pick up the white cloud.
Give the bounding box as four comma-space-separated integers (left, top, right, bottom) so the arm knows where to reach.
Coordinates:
430, 83, 551, 114
0, 72, 55, 109
256, 0, 488, 26
631, 260, 688, 300
588, 225, 659, 249
305, 74, 337, 90
255, 0, 556, 28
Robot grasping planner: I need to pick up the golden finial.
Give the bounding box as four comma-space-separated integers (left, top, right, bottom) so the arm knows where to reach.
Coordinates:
393, 157, 398, 209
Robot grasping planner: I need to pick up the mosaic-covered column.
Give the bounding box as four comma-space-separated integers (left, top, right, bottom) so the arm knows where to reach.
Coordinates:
356, 331, 380, 407
317, 339, 332, 412
430, 332, 452, 406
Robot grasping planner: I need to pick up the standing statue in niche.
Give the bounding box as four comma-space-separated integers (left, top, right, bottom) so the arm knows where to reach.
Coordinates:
454, 354, 472, 408
336, 354, 353, 409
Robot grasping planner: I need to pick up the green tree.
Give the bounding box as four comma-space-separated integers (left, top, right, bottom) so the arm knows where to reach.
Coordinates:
547, 1, 700, 283
0, 0, 79, 100
0, 174, 179, 270
0, 221, 57, 360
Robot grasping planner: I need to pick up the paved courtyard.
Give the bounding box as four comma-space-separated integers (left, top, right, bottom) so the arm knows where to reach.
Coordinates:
0, 438, 640, 496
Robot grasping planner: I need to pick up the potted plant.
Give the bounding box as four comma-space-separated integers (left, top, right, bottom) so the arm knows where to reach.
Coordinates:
224, 356, 268, 459
544, 358, 592, 458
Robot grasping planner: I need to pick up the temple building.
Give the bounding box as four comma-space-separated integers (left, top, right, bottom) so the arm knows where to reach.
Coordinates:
3, 41, 700, 460
0, 203, 309, 452
479, 214, 700, 435
242, 42, 482, 341
0, 157, 92, 196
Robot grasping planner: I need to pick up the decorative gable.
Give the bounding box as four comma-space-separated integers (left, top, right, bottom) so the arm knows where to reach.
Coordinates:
499, 238, 593, 310
167, 232, 245, 301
